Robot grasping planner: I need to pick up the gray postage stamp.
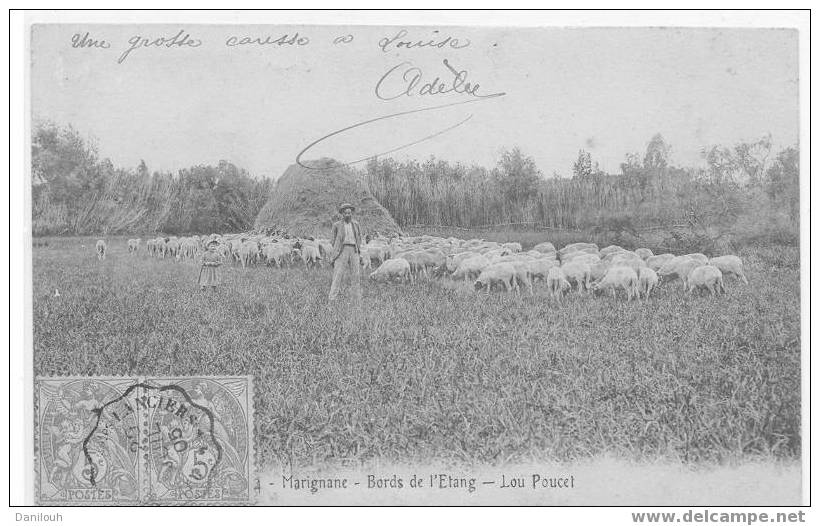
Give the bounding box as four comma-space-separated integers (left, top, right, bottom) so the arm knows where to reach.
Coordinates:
35, 376, 254, 505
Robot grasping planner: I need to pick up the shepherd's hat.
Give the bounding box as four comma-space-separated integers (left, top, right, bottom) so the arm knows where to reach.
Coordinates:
338, 203, 356, 213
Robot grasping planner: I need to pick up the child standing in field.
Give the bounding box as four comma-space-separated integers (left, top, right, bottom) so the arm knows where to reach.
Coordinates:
199, 240, 224, 291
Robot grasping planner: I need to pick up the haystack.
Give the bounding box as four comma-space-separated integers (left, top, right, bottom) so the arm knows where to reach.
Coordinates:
253, 158, 403, 238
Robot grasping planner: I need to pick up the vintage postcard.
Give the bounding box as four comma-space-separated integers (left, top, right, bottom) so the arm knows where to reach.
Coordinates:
17, 10, 808, 507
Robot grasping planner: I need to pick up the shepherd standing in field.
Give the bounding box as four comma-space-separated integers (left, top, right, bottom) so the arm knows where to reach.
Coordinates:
328, 203, 364, 302
199, 239, 224, 291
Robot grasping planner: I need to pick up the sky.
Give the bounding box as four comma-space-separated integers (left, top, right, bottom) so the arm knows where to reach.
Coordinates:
30, 24, 799, 179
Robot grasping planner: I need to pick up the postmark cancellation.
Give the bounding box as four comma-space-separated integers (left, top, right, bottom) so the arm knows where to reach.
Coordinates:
34, 376, 254, 505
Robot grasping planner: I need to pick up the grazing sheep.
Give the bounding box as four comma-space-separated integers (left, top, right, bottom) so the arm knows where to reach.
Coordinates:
592, 266, 639, 301
563, 252, 601, 266
263, 244, 289, 268
359, 248, 372, 270
419, 249, 447, 277
590, 260, 612, 282
687, 265, 725, 295
647, 253, 675, 272
164, 238, 181, 260
180, 237, 199, 259
317, 240, 334, 261
153, 237, 167, 258
95, 239, 107, 260
560, 260, 592, 293
559, 246, 599, 262
451, 255, 490, 283
532, 241, 556, 254
446, 251, 476, 274
238, 241, 258, 268
635, 248, 654, 260
502, 242, 522, 253
677, 259, 703, 291
127, 238, 140, 253
228, 238, 244, 263
604, 250, 641, 263
301, 244, 322, 269
610, 256, 647, 273
546, 266, 571, 300
474, 263, 516, 293
657, 256, 695, 285
684, 253, 709, 265
525, 249, 555, 261
370, 258, 412, 284
709, 255, 749, 284
638, 267, 659, 299
527, 258, 558, 283
559, 242, 598, 255
599, 245, 625, 257
396, 251, 428, 279
508, 260, 534, 294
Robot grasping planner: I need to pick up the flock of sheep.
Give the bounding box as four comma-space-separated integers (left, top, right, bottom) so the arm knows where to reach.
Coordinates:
100, 232, 749, 301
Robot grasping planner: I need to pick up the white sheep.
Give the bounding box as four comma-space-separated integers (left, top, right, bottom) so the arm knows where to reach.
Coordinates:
262, 244, 288, 267
301, 244, 322, 269
451, 255, 489, 283
532, 241, 556, 254
599, 245, 625, 257
127, 238, 141, 253
709, 255, 749, 284
165, 238, 181, 260
474, 263, 516, 293
563, 252, 601, 266
502, 242, 522, 253
590, 260, 612, 282
560, 260, 592, 293
370, 258, 412, 284
238, 241, 258, 268
546, 266, 571, 300
446, 251, 475, 273
317, 240, 334, 261
508, 260, 534, 295
604, 250, 641, 263
646, 253, 675, 272
559, 246, 599, 262
687, 265, 725, 295
657, 256, 695, 286
95, 239, 107, 260
635, 248, 654, 260
592, 266, 639, 301
638, 267, 659, 299
684, 253, 709, 265
559, 242, 598, 256
153, 237, 167, 258
526, 258, 557, 284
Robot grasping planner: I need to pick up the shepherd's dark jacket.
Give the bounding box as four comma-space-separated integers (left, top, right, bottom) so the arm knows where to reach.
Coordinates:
330, 219, 363, 262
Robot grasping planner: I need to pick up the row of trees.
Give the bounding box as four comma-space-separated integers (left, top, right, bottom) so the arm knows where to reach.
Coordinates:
32, 120, 799, 248
361, 134, 799, 246
32, 121, 271, 235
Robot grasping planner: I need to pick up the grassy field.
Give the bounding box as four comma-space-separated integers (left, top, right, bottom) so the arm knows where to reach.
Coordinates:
33, 236, 801, 471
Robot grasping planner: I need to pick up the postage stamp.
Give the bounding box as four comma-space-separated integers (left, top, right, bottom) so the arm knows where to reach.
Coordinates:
34, 376, 254, 505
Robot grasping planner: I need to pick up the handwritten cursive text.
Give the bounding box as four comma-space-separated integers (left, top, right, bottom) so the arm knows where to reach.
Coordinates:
117, 29, 202, 64
71, 32, 110, 49
375, 59, 505, 101
378, 29, 470, 53
225, 33, 309, 47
